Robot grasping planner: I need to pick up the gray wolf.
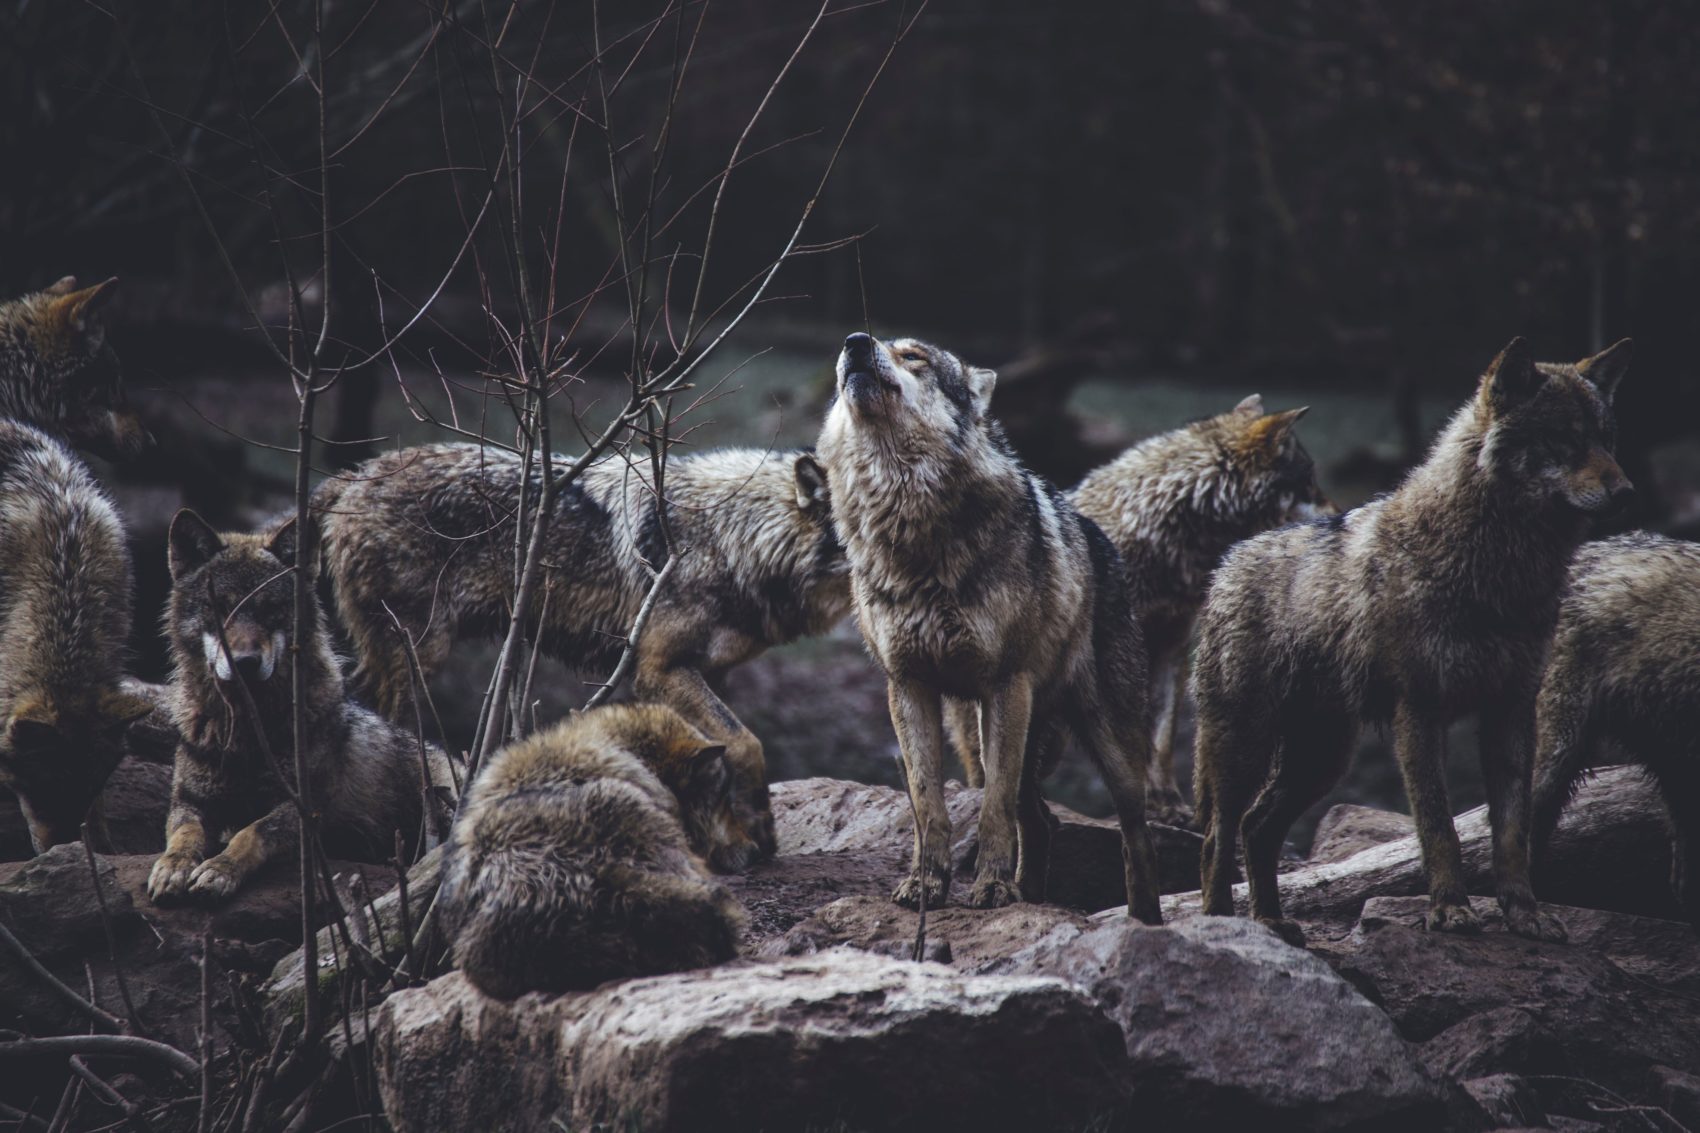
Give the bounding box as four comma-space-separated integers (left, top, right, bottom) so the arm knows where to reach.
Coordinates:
955, 395, 1332, 826
435, 701, 744, 997
816, 331, 1161, 921
314, 443, 851, 865
1531, 531, 1700, 929
0, 276, 149, 460
147, 509, 459, 903
0, 420, 152, 851
1193, 337, 1632, 944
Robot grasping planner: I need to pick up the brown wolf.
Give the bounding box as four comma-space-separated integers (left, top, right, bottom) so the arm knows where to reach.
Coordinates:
954, 395, 1331, 826
0, 421, 153, 851
1531, 532, 1700, 929
314, 443, 851, 865
0, 276, 150, 460
816, 332, 1161, 921
435, 702, 745, 998
147, 510, 459, 903
1193, 338, 1632, 945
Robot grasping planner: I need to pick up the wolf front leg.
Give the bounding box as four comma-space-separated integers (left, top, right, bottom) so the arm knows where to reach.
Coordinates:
185, 801, 298, 902
1393, 699, 1480, 934
888, 677, 952, 909
1481, 697, 1568, 942
969, 674, 1033, 908
148, 751, 213, 903
635, 660, 777, 860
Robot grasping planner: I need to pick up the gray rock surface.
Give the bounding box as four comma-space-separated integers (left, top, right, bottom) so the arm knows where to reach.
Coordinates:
1005, 915, 1449, 1130
1309, 803, 1416, 864
374, 951, 1130, 1133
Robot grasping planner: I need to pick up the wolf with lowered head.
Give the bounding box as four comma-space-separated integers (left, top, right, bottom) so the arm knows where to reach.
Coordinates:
148, 510, 458, 903
0, 421, 153, 851
436, 702, 745, 998
1193, 338, 1632, 945
315, 443, 850, 866
817, 331, 1161, 920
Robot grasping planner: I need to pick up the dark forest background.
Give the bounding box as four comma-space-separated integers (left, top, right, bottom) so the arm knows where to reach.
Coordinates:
5, 0, 1697, 827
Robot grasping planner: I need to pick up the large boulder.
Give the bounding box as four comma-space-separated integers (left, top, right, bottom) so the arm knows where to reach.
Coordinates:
1004, 916, 1448, 1130
1320, 896, 1700, 1095
374, 952, 1130, 1133
1163, 766, 1679, 928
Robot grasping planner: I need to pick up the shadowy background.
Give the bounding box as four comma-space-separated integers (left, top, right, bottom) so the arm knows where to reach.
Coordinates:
5, 0, 1697, 846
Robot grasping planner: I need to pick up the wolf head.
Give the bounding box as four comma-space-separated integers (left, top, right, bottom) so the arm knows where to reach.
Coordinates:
1217, 394, 1335, 524
167, 509, 314, 691
1475, 338, 1633, 514
830, 332, 999, 448
0, 687, 154, 851
0, 277, 151, 461
616, 703, 761, 874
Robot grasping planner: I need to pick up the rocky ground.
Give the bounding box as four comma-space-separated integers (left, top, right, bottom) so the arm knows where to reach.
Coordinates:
2, 756, 1695, 1132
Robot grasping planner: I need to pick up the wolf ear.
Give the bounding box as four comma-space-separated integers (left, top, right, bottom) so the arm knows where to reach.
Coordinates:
98, 691, 155, 730
793, 453, 830, 514
7, 698, 59, 750
1242, 406, 1309, 451
966, 367, 997, 419
44, 276, 79, 296
1577, 338, 1632, 402
168, 509, 225, 580
1484, 337, 1543, 410
690, 744, 730, 794
51, 277, 118, 334
1232, 393, 1265, 417
265, 516, 318, 575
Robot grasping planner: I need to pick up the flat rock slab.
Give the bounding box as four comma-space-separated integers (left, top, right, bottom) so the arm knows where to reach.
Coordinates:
771, 776, 1204, 914
1317, 896, 1700, 1094
762, 894, 1091, 969
375, 952, 1130, 1133
1161, 767, 1680, 928
1004, 916, 1448, 1130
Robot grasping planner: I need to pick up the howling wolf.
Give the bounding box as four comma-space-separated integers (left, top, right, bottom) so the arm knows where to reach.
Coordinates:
816, 331, 1161, 921
1193, 338, 1632, 944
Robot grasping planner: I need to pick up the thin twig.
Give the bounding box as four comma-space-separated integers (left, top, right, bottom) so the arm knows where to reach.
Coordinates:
0, 1036, 198, 1081
80, 826, 146, 1037
0, 921, 123, 1033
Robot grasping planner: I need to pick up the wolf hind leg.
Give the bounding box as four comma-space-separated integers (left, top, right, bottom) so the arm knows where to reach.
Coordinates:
1241, 708, 1353, 946
1194, 705, 1272, 919
1481, 695, 1567, 942
1147, 649, 1195, 828
945, 697, 983, 787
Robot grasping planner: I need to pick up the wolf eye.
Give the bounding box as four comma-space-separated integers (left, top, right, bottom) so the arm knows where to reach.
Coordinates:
896, 349, 926, 364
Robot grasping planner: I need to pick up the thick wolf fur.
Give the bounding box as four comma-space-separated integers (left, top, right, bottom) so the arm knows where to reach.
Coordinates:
0, 277, 149, 460
1531, 532, 1700, 929
1193, 338, 1633, 945
817, 332, 1161, 920
147, 510, 459, 904
436, 702, 744, 998
314, 443, 850, 864
0, 421, 152, 851
953, 395, 1331, 825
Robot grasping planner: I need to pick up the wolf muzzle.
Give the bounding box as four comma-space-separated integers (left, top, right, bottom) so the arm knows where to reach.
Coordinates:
840, 332, 895, 411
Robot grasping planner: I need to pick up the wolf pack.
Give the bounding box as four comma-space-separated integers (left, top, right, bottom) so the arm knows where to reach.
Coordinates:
0, 273, 1690, 1003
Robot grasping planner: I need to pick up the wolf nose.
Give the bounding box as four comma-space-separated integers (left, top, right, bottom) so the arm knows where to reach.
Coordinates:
844, 332, 874, 357
1609, 477, 1635, 507
233, 653, 264, 682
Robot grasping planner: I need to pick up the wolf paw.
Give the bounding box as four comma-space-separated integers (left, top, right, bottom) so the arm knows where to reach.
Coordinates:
1504, 903, 1568, 943
967, 875, 1021, 909
185, 855, 245, 902
146, 851, 202, 903
1256, 916, 1307, 947
1425, 899, 1482, 935
892, 870, 950, 910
